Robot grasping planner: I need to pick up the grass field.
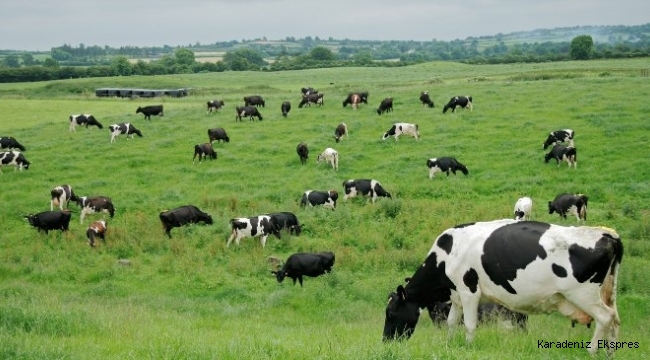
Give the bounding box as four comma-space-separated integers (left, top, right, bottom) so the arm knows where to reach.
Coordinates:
1, 58, 649, 359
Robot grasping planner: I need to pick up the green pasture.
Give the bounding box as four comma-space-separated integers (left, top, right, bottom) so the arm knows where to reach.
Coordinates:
0, 58, 649, 359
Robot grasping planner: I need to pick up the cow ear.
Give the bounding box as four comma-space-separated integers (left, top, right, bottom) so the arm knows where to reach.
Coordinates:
270, 271, 277, 275
397, 285, 406, 300
404, 277, 412, 284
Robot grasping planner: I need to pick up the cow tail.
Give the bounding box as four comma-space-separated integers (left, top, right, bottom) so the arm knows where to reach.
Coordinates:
602, 234, 623, 312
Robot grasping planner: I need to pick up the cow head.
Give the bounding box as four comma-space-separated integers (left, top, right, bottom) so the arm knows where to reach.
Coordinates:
544, 152, 554, 163
543, 135, 557, 150
548, 201, 556, 214
24, 214, 37, 226
203, 214, 214, 225
272, 270, 287, 283
514, 210, 525, 220
383, 285, 420, 341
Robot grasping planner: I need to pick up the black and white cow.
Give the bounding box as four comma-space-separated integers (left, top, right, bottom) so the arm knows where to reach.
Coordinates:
301, 87, 318, 95
442, 95, 473, 113
382, 123, 419, 141
317, 147, 338, 170
548, 193, 588, 221
343, 179, 392, 204
0, 136, 26, 151
0, 151, 30, 173
426, 157, 469, 179
513, 196, 533, 221
419, 92, 434, 108
267, 211, 302, 236
69, 114, 103, 132
544, 144, 577, 168
383, 219, 623, 356
227, 215, 281, 248
207, 99, 225, 114
86, 220, 107, 247
25, 210, 72, 234
543, 129, 575, 150
376, 97, 393, 115
109, 123, 143, 143
244, 95, 265, 108
50, 184, 78, 211
159, 205, 214, 238
299, 93, 324, 108
272, 252, 335, 287
296, 142, 309, 165
193, 143, 217, 163
281, 101, 292, 117
235, 106, 263, 121
75, 196, 115, 223
136, 105, 164, 120
300, 190, 338, 209
208, 128, 230, 143
334, 123, 348, 143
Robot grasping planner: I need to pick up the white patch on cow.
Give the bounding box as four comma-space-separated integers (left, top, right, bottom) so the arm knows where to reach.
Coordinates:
561, 152, 577, 168
428, 158, 443, 179
317, 148, 338, 170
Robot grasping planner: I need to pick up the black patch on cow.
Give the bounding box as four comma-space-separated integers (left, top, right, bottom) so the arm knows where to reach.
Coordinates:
568, 234, 621, 285
436, 233, 453, 254
250, 217, 259, 236
454, 222, 476, 229
481, 221, 550, 294
552, 263, 567, 278
403, 252, 455, 308
463, 268, 479, 293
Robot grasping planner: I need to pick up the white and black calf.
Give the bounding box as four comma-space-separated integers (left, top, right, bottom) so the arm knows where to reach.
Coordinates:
300, 190, 338, 209
419, 92, 434, 108
208, 128, 230, 143
272, 252, 335, 287
334, 123, 348, 143
268, 211, 302, 236
193, 143, 217, 163
383, 219, 623, 356
513, 196, 533, 220
227, 215, 281, 248
548, 193, 588, 221
427, 157, 468, 179
207, 99, 225, 114
109, 123, 143, 143
382, 123, 419, 141
317, 147, 338, 170
544, 144, 577, 168
0, 151, 30, 173
376, 97, 393, 115
343, 179, 392, 204
159, 205, 213, 238
86, 220, 107, 247
0, 136, 26, 151
25, 210, 72, 234
69, 114, 103, 132
543, 129, 574, 150
296, 142, 309, 165
75, 196, 115, 223
443, 95, 473, 113
235, 106, 263, 121
51, 184, 78, 211
136, 105, 164, 120
281, 101, 291, 117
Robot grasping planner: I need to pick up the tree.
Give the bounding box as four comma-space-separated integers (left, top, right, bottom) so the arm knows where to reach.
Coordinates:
175, 48, 195, 66
43, 57, 60, 68
3, 55, 20, 68
310, 46, 335, 61
22, 53, 35, 66
570, 35, 594, 60
110, 55, 133, 76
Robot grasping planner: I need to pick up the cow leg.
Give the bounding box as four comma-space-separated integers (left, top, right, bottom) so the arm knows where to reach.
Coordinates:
298, 275, 304, 287
260, 235, 268, 248
446, 301, 463, 339
460, 293, 481, 344
226, 231, 236, 246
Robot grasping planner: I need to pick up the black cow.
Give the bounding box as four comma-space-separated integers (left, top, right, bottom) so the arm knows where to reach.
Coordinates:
0, 151, 30, 173
69, 114, 103, 132
86, 220, 107, 247
342, 92, 368, 108
207, 99, 225, 114
419, 92, 434, 108
244, 95, 265, 108
296, 142, 309, 165
193, 143, 217, 163
136, 105, 164, 120
426, 157, 469, 179
299, 93, 324, 108
334, 123, 348, 143
272, 252, 335, 287
548, 193, 588, 221
543, 129, 575, 150
443, 95, 473, 113
268, 212, 302, 236
544, 144, 577, 168
51, 184, 78, 211
426, 301, 528, 329
301, 87, 318, 95
343, 179, 392, 204
300, 190, 338, 209
376, 97, 393, 115
109, 123, 143, 143
75, 196, 115, 223
0, 137, 26, 151
159, 205, 214, 238
235, 106, 263, 121
208, 128, 230, 143
25, 210, 72, 234
281, 101, 292, 117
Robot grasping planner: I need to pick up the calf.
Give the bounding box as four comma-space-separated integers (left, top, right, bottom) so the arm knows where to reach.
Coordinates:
513, 196, 533, 220
382, 123, 419, 141
25, 210, 72, 234
317, 147, 339, 170
301, 190, 338, 209
268, 211, 302, 236
136, 105, 164, 120
427, 157, 469, 179
207, 99, 225, 114
543, 129, 575, 149
419, 92, 434, 108
342, 93, 362, 109
548, 193, 588, 221
426, 301, 527, 329
75, 196, 115, 223
69, 114, 103, 132
334, 123, 348, 143
86, 220, 107, 247
299, 93, 324, 108
227, 215, 281, 248
159, 205, 213, 238
376, 97, 393, 115
208, 128, 230, 143
50, 184, 78, 211
272, 252, 335, 287
0, 151, 30, 173
343, 179, 392, 204
193, 143, 217, 163
244, 95, 265, 108
281, 101, 291, 117
235, 106, 263, 121
301, 87, 318, 95
442, 95, 473, 113
544, 144, 577, 168
109, 123, 143, 143
0, 136, 26, 151
296, 142, 309, 165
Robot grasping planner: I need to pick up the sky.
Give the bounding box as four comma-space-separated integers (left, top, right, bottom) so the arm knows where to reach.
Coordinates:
1, 0, 649, 51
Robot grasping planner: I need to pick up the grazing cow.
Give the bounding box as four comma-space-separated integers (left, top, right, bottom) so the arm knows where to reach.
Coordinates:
227, 215, 281, 248
109, 123, 142, 143
342, 93, 362, 109
272, 252, 335, 287
343, 179, 392, 204
300, 190, 338, 209
334, 123, 348, 143
159, 205, 214, 238
442, 95, 473, 113
281, 101, 292, 117
426, 157, 469, 179
296, 142, 309, 165
513, 196, 533, 220
376, 97, 394, 115
69, 114, 103, 132
382, 123, 419, 141
136, 105, 164, 120
235, 106, 263, 121
50, 184, 78, 211
244, 95, 265, 108
419, 92, 434, 108
301, 87, 318, 95
544, 144, 577, 168
548, 193, 588, 221
317, 147, 339, 170
24, 210, 72, 234
426, 301, 528, 329
0, 137, 26, 151
75, 196, 115, 223
0, 151, 30, 173
268, 211, 302, 236
207, 99, 225, 114
193, 143, 217, 163
207, 128, 230, 143
383, 219, 623, 356
86, 220, 107, 247
543, 129, 575, 150
299, 93, 324, 108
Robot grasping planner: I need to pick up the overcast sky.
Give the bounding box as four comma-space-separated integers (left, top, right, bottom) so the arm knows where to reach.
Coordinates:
1, 0, 649, 51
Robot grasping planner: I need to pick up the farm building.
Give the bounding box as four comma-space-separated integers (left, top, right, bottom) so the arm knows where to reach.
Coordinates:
95, 88, 190, 98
